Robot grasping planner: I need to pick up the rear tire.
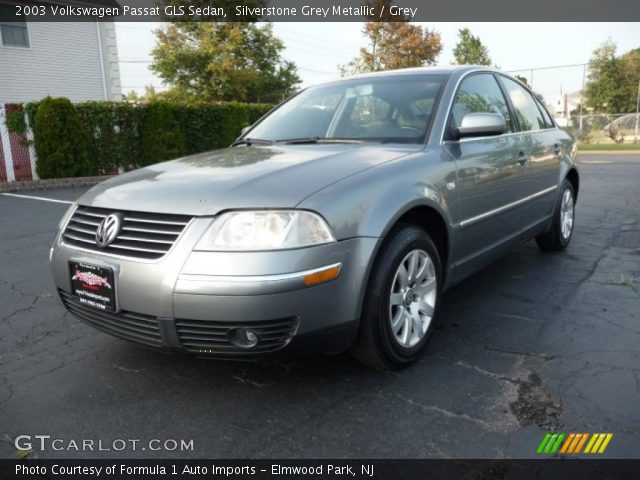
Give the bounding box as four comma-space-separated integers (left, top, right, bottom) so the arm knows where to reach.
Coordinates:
351, 224, 442, 370
535, 180, 575, 252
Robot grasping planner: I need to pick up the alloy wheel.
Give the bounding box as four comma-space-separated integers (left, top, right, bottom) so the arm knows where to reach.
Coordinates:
388, 249, 437, 348
560, 188, 574, 240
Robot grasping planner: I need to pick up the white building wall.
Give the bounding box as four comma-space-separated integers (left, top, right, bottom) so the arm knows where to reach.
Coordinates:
98, 22, 122, 101
0, 21, 121, 103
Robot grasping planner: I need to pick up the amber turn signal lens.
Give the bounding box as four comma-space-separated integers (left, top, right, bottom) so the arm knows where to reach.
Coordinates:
303, 264, 341, 286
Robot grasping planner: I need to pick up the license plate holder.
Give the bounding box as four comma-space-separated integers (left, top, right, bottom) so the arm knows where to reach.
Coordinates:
69, 261, 116, 312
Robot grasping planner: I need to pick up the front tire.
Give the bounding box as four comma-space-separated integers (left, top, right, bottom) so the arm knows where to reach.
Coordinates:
351, 224, 442, 370
535, 180, 575, 251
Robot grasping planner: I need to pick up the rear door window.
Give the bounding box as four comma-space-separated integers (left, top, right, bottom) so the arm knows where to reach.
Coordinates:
499, 77, 547, 131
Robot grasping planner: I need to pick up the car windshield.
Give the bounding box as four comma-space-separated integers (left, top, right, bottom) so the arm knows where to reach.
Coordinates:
245, 74, 447, 144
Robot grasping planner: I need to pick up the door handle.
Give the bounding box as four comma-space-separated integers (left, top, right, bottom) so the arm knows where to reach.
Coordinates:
517, 152, 528, 166
553, 144, 562, 157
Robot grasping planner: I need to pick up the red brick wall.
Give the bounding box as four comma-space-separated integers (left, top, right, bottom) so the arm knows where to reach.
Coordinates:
0, 132, 7, 182
4, 104, 33, 181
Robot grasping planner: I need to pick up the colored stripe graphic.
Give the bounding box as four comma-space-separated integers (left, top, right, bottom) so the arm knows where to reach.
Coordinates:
584, 434, 598, 453
574, 433, 589, 453
540, 433, 613, 454
559, 433, 575, 454
537, 433, 565, 454
584, 433, 614, 454
550, 433, 565, 453
598, 434, 613, 453
537, 433, 552, 453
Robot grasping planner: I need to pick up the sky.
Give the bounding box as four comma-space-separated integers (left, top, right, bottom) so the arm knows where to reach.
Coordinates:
116, 22, 640, 104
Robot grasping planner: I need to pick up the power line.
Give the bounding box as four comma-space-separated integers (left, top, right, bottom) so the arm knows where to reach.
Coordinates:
504, 63, 588, 73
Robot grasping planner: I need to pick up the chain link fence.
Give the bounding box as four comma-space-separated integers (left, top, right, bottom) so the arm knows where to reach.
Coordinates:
562, 113, 640, 145
505, 64, 640, 146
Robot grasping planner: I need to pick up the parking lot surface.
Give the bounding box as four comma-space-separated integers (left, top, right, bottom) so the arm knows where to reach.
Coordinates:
1, 154, 639, 459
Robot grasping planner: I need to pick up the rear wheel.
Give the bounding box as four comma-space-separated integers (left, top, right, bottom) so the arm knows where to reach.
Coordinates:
535, 179, 575, 251
351, 224, 442, 370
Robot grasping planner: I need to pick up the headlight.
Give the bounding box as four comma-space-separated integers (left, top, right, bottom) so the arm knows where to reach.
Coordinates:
58, 203, 77, 230
196, 210, 336, 251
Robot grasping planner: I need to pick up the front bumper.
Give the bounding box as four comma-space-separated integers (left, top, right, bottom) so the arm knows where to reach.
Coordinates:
51, 219, 377, 358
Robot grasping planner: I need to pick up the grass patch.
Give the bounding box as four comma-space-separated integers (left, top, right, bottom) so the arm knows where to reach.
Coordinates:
579, 143, 640, 151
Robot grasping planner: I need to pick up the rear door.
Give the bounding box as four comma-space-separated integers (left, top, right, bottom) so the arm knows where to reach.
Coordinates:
497, 76, 561, 221
444, 73, 529, 277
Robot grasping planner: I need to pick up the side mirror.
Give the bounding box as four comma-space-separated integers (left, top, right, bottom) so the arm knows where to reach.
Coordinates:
240, 125, 252, 136
456, 113, 506, 139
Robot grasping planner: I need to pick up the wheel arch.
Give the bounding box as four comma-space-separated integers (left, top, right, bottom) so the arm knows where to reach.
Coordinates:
566, 167, 580, 202
352, 200, 453, 323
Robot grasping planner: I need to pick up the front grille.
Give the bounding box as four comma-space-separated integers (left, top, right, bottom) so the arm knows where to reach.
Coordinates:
175, 317, 299, 355
59, 289, 162, 347
62, 206, 192, 260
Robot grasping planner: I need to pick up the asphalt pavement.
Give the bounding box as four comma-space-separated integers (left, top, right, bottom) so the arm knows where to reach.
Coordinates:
1, 154, 638, 459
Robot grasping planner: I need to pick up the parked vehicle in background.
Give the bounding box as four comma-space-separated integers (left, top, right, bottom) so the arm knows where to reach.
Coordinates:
51, 66, 579, 369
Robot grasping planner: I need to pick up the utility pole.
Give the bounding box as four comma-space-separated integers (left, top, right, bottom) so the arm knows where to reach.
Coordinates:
530, 69, 534, 89
635, 78, 640, 144
579, 64, 586, 136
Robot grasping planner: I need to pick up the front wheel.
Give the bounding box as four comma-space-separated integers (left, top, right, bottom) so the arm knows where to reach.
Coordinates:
351, 224, 442, 370
535, 180, 575, 251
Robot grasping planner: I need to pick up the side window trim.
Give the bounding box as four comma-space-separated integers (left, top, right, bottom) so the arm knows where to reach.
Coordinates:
492, 73, 519, 133
495, 74, 526, 132
533, 96, 557, 129
444, 72, 513, 141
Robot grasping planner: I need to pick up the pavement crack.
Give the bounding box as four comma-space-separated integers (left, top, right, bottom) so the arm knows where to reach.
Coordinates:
392, 393, 501, 432
483, 346, 554, 360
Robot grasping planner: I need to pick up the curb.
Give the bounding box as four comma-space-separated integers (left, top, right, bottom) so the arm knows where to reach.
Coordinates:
0, 175, 113, 193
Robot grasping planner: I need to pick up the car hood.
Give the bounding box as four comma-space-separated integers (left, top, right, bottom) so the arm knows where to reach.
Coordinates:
79, 144, 418, 216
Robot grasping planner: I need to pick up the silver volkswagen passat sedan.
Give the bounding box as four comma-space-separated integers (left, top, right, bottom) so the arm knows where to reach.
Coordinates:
51, 66, 578, 369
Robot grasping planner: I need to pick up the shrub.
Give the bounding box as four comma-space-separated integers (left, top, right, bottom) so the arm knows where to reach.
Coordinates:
32, 97, 93, 179
21, 99, 274, 177
75, 101, 142, 173
139, 101, 185, 167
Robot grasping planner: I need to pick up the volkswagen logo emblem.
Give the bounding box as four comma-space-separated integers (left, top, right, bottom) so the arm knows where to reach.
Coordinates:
95, 213, 122, 248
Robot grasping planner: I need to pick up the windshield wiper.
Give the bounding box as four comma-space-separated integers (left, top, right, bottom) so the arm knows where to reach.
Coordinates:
275, 137, 378, 145
230, 138, 274, 147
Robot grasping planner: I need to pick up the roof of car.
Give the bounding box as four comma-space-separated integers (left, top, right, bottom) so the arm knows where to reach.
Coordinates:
323, 65, 498, 84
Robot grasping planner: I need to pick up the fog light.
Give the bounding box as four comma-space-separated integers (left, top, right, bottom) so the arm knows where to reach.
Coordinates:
228, 328, 259, 348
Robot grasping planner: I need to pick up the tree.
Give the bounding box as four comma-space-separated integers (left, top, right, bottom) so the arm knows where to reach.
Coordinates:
584, 39, 640, 113
514, 74, 529, 86
151, 23, 300, 103
452, 28, 492, 66
340, 0, 442, 75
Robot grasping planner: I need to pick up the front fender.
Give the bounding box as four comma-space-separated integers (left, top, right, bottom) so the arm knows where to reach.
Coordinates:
298, 151, 456, 316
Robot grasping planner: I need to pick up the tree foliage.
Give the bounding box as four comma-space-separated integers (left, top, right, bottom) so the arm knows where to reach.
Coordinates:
340, 0, 442, 75
151, 22, 300, 103
584, 39, 640, 113
452, 28, 492, 66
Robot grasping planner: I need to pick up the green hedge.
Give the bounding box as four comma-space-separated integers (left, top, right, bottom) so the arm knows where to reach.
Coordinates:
10, 98, 272, 179
32, 97, 93, 179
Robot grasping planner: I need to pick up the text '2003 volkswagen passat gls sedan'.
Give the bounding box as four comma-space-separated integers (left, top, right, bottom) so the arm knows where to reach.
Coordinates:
52, 66, 579, 369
